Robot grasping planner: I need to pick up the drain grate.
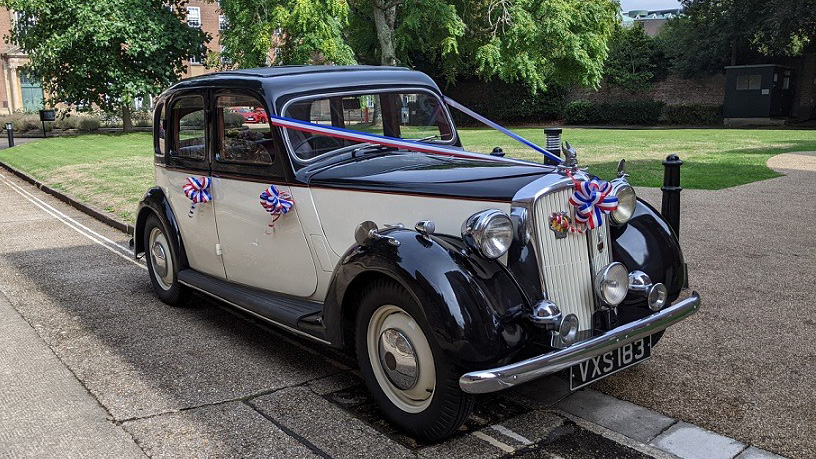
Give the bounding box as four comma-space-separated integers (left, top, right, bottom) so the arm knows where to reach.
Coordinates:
324, 384, 532, 449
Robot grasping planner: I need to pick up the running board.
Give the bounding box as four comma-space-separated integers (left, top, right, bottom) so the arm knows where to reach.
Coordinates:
177, 269, 329, 344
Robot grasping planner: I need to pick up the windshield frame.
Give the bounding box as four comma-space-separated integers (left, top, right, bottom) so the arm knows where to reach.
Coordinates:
280, 87, 459, 166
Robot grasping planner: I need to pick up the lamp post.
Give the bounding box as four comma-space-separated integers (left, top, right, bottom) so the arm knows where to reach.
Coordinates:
5, 122, 13, 148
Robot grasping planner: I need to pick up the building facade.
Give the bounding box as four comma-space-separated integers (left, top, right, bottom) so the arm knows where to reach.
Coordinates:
0, 2, 224, 114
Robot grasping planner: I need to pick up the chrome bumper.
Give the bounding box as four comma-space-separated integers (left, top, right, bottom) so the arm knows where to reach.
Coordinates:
459, 291, 701, 394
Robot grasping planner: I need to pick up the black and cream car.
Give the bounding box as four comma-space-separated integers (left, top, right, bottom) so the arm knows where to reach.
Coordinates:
134, 66, 700, 441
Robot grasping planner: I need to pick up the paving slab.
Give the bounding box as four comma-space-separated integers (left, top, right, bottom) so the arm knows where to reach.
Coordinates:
555, 388, 677, 443
650, 421, 746, 459
736, 446, 787, 459
122, 401, 316, 458
0, 292, 143, 458
251, 386, 414, 458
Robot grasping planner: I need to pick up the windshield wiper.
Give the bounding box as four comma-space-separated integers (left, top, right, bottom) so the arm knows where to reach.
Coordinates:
351, 143, 396, 158
408, 134, 441, 142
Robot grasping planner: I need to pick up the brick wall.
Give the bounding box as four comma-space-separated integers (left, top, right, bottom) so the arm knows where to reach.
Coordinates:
573, 74, 726, 106
0, 8, 12, 113
183, 0, 222, 78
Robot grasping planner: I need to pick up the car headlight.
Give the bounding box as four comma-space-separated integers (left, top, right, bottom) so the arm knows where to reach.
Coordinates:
610, 182, 636, 225
594, 262, 629, 306
462, 209, 513, 259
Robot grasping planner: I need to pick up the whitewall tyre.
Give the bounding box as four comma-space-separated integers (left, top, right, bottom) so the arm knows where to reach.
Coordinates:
355, 279, 474, 442
144, 213, 187, 306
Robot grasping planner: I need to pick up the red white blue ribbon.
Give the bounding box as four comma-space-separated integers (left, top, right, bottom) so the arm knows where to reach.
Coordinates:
260, 184, 294, 227
566, 171, 617, 230
182, 176, 211, 217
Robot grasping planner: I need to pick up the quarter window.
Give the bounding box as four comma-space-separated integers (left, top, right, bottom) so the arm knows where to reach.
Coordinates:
215, 94, 275, 165
155, 103, 166, 156
171, 96, 206, 160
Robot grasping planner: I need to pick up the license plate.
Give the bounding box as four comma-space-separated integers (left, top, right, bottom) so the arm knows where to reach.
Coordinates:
569, 335, 652, 391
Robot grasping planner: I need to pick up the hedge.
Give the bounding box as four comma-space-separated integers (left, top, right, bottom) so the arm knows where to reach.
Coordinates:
662, 104, 723, 126
443, 78, 569, 125
562, 99, 665, 125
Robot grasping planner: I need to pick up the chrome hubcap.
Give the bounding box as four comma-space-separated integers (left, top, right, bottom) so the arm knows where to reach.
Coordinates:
151, 241, 168, 278
378, 328, 419, 390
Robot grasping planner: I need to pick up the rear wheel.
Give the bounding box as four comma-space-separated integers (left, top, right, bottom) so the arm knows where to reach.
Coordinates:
144, 213, 188, 306
355, 279, 474, 442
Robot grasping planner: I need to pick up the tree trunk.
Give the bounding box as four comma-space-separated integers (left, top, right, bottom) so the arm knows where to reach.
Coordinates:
122, 104, 133, 133
372, 1, 398, 66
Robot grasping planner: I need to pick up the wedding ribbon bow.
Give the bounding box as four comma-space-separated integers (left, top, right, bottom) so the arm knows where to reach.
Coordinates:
182, 176, 211, 217
260, 184, 294, 227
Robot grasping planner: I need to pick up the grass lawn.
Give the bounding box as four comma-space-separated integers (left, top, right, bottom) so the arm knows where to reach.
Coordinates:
1, 128, 814, 225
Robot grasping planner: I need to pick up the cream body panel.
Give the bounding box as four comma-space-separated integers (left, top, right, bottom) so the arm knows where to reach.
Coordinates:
310, 188, 512, 257
211, 178, 318, 297
156, 167, 226, 279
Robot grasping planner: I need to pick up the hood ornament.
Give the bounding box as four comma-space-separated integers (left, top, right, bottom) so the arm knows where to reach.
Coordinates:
562, 142, 579, 169
616, 158, 629, 179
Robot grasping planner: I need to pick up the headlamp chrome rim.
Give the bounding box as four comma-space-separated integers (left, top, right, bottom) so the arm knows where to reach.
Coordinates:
594, 262, 629, 307
610, 181, 637, 225
461, 209, 513, 260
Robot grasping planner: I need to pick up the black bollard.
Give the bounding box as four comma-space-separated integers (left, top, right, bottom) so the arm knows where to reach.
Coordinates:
544, 128, 562, 157
5, 122, 13, 148
661, 154, 683, 237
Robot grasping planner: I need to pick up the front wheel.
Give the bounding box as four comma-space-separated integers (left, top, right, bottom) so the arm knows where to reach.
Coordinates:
355, 279, 474, 442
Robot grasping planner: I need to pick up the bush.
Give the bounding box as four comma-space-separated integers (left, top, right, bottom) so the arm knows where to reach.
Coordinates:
77, 115, 101, 131
0, 113, 42, 132
662, 104, 723, 125
55, 114, 79, 130
132, 110, 152, 127
562, 99, 664, 125
224, 112, 245, 128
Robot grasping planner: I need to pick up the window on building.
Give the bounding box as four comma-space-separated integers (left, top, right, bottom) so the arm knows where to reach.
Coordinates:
216, 94, 274, 165
189, 53, 201, 65
171, 96, 206, 160
219, 15, 228, 31
186, 7, 201, 28
220, 45, 231, 65
736, 74, 762, 91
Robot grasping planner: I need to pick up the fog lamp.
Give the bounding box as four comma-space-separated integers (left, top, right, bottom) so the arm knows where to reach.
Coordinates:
648, 283, 668, 311
594, 262, 629, 306
559, 314, 579, 345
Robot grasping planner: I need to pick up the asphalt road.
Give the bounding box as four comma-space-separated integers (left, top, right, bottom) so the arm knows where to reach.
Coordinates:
0, 154, 811, 458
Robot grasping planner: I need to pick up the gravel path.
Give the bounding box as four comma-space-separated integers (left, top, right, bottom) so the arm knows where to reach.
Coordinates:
594, 152, 816, 458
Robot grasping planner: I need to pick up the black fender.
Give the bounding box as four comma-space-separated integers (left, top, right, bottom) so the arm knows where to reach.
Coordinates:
612, 198, 686, 320
323, 229, 531, 368
133, 187, 187, 267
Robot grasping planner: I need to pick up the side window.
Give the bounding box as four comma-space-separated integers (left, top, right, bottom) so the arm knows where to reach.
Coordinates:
215, 94, 274, 165
171, 96, 206, 160
154, 103, 166, 156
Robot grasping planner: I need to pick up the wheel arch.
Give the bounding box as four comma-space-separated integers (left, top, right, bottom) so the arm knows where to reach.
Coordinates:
134, 187, 187, 268
324, 229, 531, 368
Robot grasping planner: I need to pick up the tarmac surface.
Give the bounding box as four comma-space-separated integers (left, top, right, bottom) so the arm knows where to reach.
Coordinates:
0, 152, 811, 458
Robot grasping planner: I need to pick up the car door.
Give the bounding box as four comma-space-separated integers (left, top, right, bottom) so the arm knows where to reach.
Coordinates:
160, 91, 226, 279
209, 90, 318, 297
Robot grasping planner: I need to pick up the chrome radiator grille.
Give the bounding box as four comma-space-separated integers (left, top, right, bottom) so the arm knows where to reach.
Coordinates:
534, 188, 611, 332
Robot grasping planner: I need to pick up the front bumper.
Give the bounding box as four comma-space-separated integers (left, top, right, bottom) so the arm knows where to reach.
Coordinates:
459, 291, 701, 394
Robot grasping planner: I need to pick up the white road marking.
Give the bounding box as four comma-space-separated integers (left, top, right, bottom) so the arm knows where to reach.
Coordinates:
491, 424, 533, 445
0, 172, 146, 270
472, 431, 515, 453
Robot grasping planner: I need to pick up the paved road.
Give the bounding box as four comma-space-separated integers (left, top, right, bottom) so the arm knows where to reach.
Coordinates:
600, 154, 816, 458
0, 154, 808, 458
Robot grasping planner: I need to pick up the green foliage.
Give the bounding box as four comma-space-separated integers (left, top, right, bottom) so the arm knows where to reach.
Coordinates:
662, 104, 723, 125
2, 0, 208, 113
562, 99, 664, 125
1, 113, 41, 132
224, 113, 246, 128
77, 116, 102, 132
219, 0, 355, 67
604, 24, 662, 92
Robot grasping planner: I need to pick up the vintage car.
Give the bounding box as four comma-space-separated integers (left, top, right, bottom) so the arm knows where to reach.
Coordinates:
134, 66, 700, 441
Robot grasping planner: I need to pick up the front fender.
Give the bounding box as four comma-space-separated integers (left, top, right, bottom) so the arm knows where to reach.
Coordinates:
612, 198, 686, 309
134, 187, 186, 267
324, 229, 531, 368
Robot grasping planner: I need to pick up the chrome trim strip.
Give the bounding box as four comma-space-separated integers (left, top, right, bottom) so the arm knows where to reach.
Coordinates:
179, 280, 333, 346
459, 292, 701, 394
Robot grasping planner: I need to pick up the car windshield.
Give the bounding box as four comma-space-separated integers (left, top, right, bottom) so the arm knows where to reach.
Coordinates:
283, 91, 455, 162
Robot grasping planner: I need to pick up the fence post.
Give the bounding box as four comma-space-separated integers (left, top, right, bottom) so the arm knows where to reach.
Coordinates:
544, 128, 562, 157
661, 154, 683, 237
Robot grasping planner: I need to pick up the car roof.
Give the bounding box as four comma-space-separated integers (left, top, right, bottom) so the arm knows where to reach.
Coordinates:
165, 65, 443, 111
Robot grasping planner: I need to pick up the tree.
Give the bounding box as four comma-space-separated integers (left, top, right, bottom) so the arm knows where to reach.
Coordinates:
222, 0, 618, 92
2, 0, 208, 131
219, 0, 355, 67
604, 24, 658, 92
